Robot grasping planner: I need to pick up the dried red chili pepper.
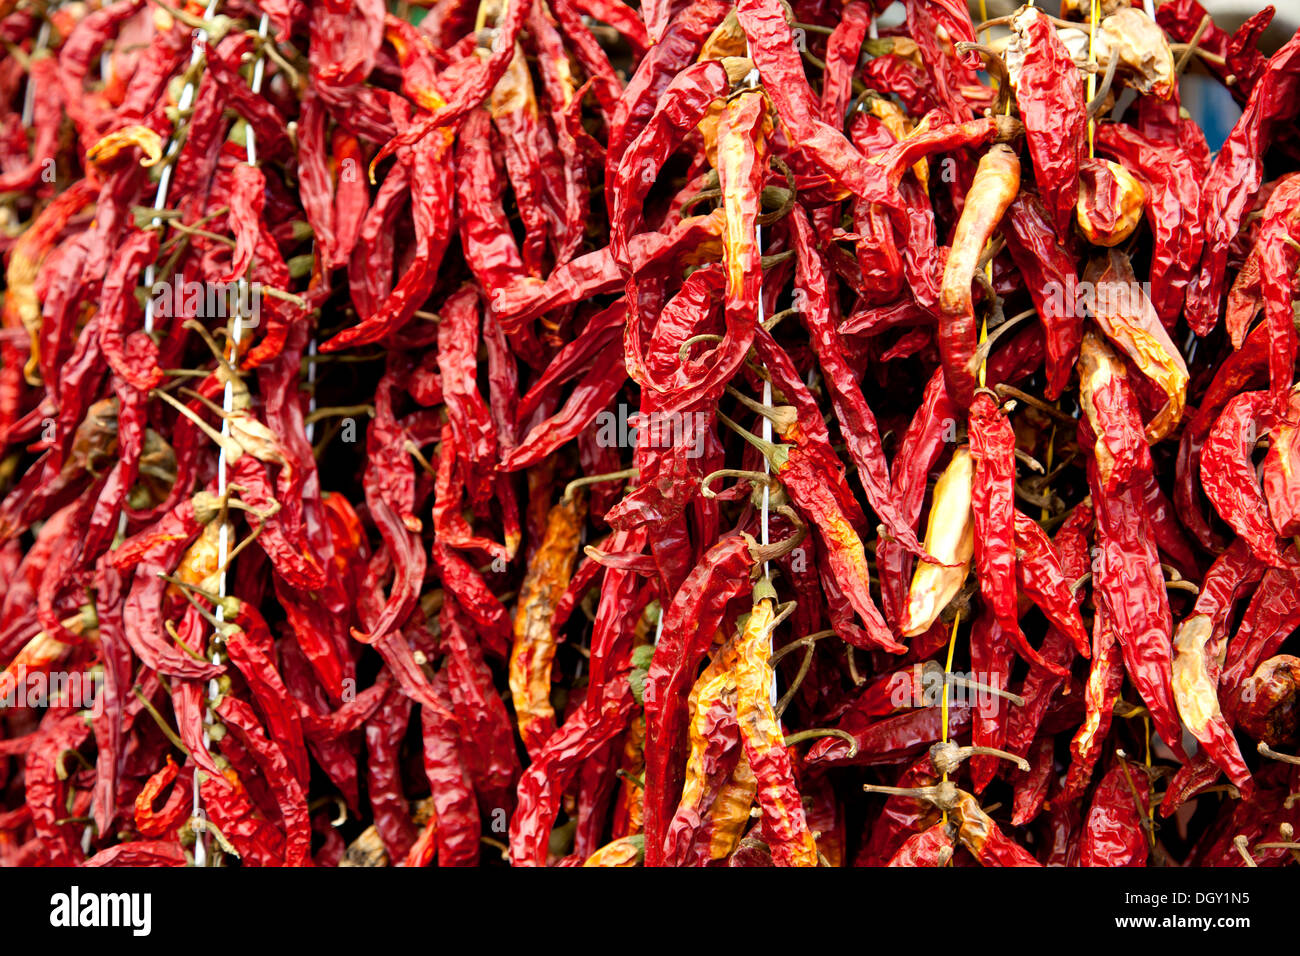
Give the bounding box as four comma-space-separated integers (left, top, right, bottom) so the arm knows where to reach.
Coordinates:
1185, 31, 1300, 335
1201, 391, 1282, 566
511, 493, 586, 757
887, 821, 954, 866
1010, 6, 1085, 239
642, 534, 755, 865
789, 208, 931, 560
1094, 122, 1203, 330
938, 145, 1020, 408
733, 587, 818, 867
1080, 756, 1151, 867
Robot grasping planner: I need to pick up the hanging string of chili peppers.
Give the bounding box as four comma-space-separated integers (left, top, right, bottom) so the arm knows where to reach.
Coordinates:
3, 0, 1300, 871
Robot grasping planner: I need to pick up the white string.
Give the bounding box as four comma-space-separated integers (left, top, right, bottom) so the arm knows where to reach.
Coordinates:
20, 19, 51, 127
756, 219, 777, 708
143, 2, 219, 338
757, 220, 770, 582
194, 8, 271, 867
304, 337, 319, 443
88, 0, 217, 857
735, 67, 777, 706
181, 0, 223, 869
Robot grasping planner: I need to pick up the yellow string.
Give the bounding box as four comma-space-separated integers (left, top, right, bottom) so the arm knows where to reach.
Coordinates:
940, 610, 961, 825
982, 1, 1011, 387
1143, 715, 1156, 828
1087, 0, 1099, 156
1040, 424, 1055, 522
978, 316, 989, 388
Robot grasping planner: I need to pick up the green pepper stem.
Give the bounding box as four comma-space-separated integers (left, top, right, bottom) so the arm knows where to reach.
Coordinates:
715, 409, 787, 467
700, 468, 772, 500
784, 727, 858, 758
1258, 742, 1300, 766
970, 307, 1034, 371
164, 620, 209, 663
151, 389, 243, 460
133, 686, 190, 756
726, 387, 801, 435
771, 630, 838, 665
564, 469, 638, 502
774, 639, 815, 720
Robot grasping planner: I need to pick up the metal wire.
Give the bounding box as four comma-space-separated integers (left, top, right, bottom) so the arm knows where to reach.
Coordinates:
143, 1, 221, 337
195, 8, 272, 867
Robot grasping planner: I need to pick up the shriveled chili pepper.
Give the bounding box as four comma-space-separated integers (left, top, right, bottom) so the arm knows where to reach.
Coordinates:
1084, 440, 1187, 761
642, 533, 756, 866
710, 406, 902, 654
1001, 192, 1081, 401
663, 643, 752, 866
1084, 248, 1188, 444
1185, 31, 1300, 335
887, 821, 954, 866
900, 447, 974, 638
789, 208, 932, 560
1094, 122, 1203, 330
1010, 6, 1085, 239
1262, 384, 1300, 537
511, 493, 587, 757
1201, 391, 1282, 566
938, 145, 1020, 408
1080, 756, 1151, 867
733, 585, 818, 867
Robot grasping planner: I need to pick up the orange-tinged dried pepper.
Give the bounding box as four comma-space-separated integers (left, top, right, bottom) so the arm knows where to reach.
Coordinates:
901, 448, 975, 638
386, 16, 450, 114
1077, 331, 1148, 492
1083, 248, 1189, 443
0, 630, 74, 703
612, 712, 645, 838
86, 124, 164, 167
1076, 158, 1146, 247
509, 493, 587, 757
1, 179, 97, 384
938, 144, 1020, 408
733, 593, 819, 867
583, 833, 645, 866
696, 11, 755, 166
665, 642, 755, 864
867, 96, 928, 193
134, 757, 191, 838
1096, 7, 1176, 99
948, 787, 1041, 866
709, 754, 758, 860
717, 87, 771, 309
170, 520, 223, 598
1172, 613, 1252, 792
1263, 384, 1300, 536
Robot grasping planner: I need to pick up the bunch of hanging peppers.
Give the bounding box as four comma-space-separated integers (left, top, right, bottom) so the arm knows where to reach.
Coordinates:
1, 0, 1299, 868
